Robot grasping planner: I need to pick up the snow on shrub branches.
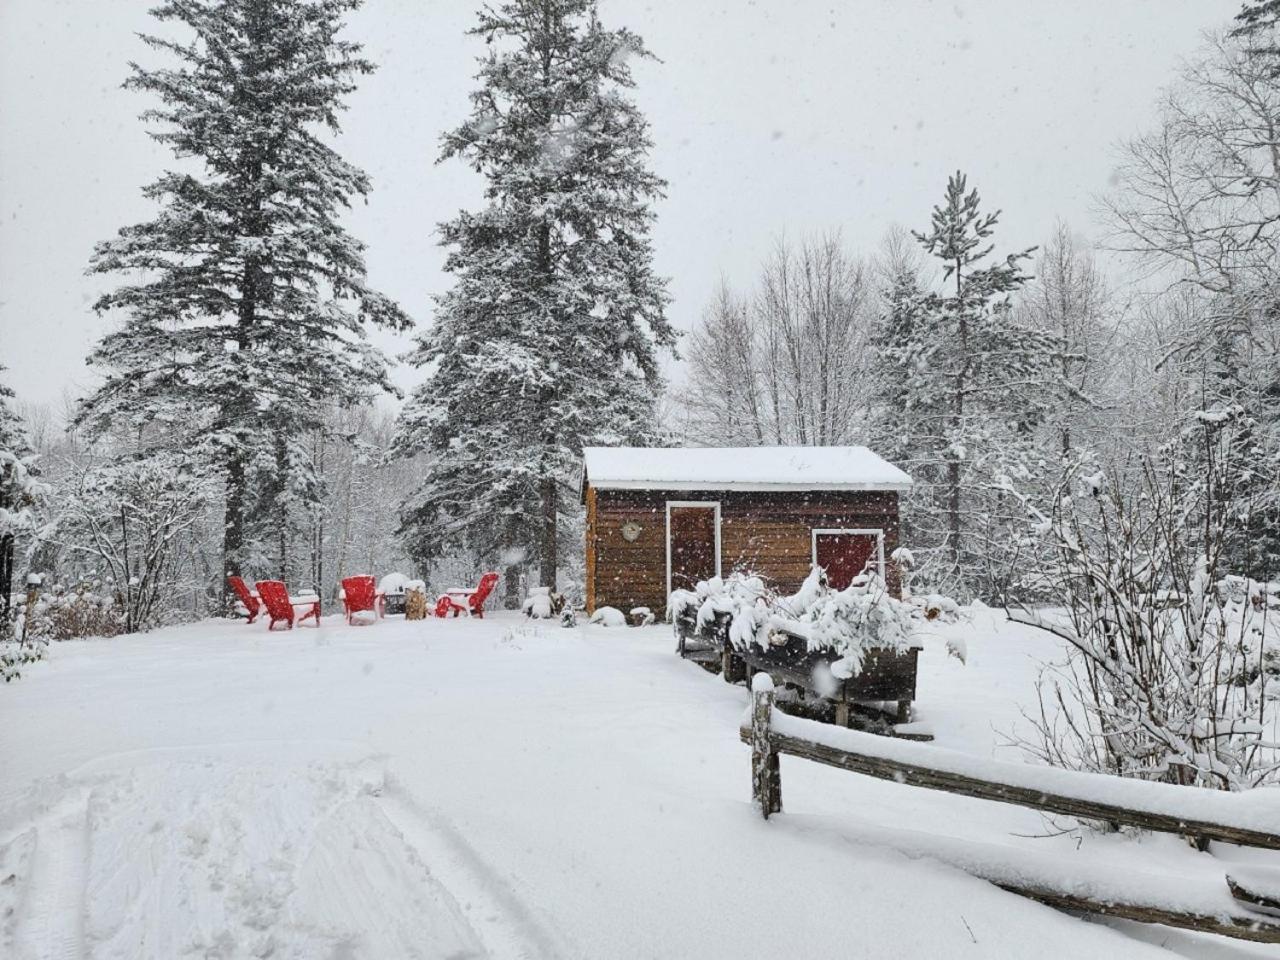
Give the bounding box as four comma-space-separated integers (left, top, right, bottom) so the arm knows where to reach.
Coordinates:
670, 567, 933, 678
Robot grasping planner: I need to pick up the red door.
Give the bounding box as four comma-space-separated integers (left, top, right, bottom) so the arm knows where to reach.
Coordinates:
814, 532, 879, 590
669, 506, 718, 592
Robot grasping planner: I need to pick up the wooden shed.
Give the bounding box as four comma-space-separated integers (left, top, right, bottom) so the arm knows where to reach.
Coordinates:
581, 446, 913, 615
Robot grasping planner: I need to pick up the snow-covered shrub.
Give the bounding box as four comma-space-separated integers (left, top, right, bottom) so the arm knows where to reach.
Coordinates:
914, 593, 961, 623
671, 567, 919, 678
523, 587, 554, 619
630, 606, 655, 626
21, 579, 127, 642
1, 631, 45, 682
666, 588, 700, 623
767, 569, 915, 678
890, 546, 915, 599
588, 606, 627, 627
1011, 452, 1280, 792
692, 574, 771, 649
53, 455, 209, 633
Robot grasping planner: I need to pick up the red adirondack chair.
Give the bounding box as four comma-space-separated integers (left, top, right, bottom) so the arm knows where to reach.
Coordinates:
227, 575, 260, 624
434, 572, 500, 619
340, 575, 381, 625
255, 580, 321, 630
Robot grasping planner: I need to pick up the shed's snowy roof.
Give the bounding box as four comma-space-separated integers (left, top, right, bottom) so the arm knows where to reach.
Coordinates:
582, 446, 913, 492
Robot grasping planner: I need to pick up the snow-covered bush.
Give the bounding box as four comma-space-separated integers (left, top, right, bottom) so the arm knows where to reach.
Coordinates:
20, 579, 127, 642
1, 630, 45, 682
588, 606, 627, 627
629, 606, 655, 626
53, 455, 209, 633
691, 574, 771, 649
671, 567, 918, 678
666, 588, 700, 623
1011, 451, 1280, 792
523, 587, 554, 619
768, 569, 915, 678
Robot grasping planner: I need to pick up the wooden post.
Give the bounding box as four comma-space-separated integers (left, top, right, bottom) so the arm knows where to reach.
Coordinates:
751, 673, 781, 818
722, 648, 746, 683
834, 701, 850, 728
20, 573, 41, 642
896, 700, 912, 725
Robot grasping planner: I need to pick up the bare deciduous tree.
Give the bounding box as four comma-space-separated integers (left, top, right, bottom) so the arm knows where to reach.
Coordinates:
1008, 412, 1279, 795
682, 233, 875, 447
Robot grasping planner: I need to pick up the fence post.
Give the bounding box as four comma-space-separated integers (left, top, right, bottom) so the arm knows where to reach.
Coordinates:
751, 673, 781, 818
722, 648, 745, 683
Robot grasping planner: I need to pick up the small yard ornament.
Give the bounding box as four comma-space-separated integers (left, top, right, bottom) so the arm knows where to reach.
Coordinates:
621, 521, 642, 542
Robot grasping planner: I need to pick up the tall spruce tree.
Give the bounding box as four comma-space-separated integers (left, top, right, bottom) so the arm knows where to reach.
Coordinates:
872, 173, 1067, 599
0, 367, 43, 629
1236, 0, 1280, 71
395, 0, 673, 589
75, 0, 410, 596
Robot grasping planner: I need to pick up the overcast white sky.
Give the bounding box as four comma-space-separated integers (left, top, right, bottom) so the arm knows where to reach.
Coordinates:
0, 0, 1241, 411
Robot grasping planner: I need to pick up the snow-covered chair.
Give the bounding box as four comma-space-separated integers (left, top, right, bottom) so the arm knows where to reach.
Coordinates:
255, 580, 321, 630
340, 575, 380, 625
227, 576, 261, 624
435, 572, 500, 618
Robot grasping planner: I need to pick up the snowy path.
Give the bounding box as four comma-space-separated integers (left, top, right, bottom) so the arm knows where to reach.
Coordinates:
0, 611, 1275, 959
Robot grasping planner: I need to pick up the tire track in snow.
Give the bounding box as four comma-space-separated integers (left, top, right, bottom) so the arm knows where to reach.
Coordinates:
378, 779, 568, 960
13, 796, 88, 960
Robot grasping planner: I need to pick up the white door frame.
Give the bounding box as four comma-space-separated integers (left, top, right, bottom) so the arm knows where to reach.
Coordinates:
666, 500, 721, 599
811, 527, 886, 581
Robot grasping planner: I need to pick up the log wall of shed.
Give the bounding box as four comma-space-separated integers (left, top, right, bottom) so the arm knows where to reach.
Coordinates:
585, 489, 901, 615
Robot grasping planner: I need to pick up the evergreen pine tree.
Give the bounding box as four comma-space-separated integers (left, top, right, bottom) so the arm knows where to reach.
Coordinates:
0, 367, 44, 630
872, 172, 1068, 599
75, 0, 410, 598
1236, 0, 1280, 72
395, 0, 674, 589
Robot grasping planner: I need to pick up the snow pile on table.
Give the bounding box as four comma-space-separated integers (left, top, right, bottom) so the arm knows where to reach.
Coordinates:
373, 576, 409, 599
671, 567, 917, 677
523, 586, 554, 619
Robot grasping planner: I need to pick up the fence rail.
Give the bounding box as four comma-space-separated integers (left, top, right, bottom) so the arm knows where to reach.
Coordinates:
742, 673, 1280, 944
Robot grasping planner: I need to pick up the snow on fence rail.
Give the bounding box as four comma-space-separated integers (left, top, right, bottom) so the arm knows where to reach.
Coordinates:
742, 674, 1280, 944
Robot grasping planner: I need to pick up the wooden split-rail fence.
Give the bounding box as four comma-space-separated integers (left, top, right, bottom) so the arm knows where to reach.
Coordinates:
743, 674, 1280, 945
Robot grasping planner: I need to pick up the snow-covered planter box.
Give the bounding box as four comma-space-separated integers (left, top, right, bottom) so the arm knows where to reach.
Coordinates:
671, 569, 924, 723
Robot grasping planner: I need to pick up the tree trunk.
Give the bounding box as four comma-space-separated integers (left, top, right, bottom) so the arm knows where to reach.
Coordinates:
223, 449, 246, 612
503, 562, 522, 610
539, 475, 557, 589
949, 257, 968, 579
947, 457, 962, 575
0, 532, 13, 625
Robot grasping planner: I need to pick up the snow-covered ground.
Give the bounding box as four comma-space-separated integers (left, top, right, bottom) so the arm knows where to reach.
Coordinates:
1, 607, 1275, 959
